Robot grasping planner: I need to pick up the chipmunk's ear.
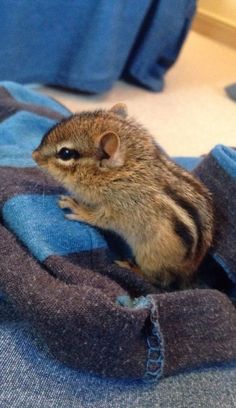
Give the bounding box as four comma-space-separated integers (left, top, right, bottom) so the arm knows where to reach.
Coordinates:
97, 131, 124, 168
110, 103, 128, 119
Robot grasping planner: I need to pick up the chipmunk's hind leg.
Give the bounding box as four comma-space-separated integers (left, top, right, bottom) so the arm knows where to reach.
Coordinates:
114, 260, 144, 278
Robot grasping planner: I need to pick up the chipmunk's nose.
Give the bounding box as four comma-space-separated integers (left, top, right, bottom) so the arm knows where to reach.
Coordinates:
32, 149, 40, 162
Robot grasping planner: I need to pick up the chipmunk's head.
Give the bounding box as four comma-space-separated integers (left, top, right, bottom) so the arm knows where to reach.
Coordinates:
33, 103, 142, 199
33, 103, 157, 205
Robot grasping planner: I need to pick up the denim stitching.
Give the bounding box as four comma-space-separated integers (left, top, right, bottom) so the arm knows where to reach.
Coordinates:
143, 295, 164, 383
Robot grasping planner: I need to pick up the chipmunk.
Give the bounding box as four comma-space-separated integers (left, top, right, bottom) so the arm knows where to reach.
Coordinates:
32, 103, 214, 287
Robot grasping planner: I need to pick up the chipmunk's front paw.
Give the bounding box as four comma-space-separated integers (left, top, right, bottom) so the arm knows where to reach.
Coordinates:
58, 195, 82, 221
58, 195, 96, 224
58, 195, 78, 211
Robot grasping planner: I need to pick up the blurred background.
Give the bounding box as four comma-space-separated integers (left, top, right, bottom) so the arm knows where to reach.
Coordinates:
0, 0, 235, 156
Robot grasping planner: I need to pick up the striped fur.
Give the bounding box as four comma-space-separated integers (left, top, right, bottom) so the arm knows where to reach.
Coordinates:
33, 104, 214, 287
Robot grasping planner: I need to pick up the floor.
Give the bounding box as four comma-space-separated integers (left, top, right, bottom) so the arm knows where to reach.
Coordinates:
39, 31, 236, 158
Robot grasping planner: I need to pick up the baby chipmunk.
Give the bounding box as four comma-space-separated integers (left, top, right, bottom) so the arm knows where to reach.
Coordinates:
33, 103, 214, 287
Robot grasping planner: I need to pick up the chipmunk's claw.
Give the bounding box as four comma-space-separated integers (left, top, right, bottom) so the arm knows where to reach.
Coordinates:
58, 195, 77, 210
115, 260, 143, 275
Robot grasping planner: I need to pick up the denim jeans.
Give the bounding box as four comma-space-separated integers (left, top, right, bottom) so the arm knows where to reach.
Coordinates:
1, 296, 236, 408
0, 0, 196, 93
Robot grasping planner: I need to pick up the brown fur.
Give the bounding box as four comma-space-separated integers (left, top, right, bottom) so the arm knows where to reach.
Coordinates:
32, 104, 214, 286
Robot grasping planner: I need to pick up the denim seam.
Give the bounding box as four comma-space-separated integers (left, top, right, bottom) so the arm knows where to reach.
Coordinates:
143, 295, 164, 383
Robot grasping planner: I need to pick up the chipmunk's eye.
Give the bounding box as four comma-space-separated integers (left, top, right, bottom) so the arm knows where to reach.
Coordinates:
57, 147, 80, 161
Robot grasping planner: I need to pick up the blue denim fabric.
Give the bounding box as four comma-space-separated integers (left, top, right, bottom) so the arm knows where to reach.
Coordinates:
2, 195, 107, 262
2, 81, 70, 116
0, 112, 57, 167
173, 156, 202, 171
0, 82, 70, 167
1, 297, 236, 408
212, 145, 236, 181
0, 0, 195, 93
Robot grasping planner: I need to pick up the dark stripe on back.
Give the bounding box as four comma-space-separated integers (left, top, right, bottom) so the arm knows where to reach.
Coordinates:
165, 186, 203, 253
173, 217, 195, 258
